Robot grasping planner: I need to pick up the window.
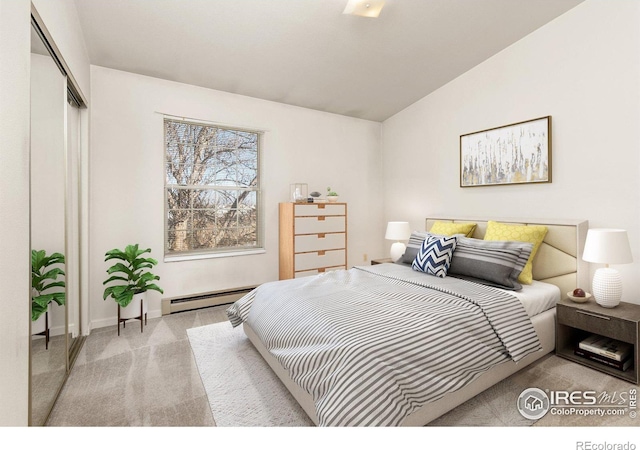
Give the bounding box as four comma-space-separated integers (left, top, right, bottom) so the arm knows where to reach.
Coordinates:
164, 118, 262, 258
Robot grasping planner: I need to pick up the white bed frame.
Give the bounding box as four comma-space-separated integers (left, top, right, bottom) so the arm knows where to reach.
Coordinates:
244, 217, 589, 426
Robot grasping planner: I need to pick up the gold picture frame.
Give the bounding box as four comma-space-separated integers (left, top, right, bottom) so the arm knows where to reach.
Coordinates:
460, 116, 552, 187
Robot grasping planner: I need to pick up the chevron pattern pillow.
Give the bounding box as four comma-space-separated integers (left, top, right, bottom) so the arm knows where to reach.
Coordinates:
412, 234, 458, 277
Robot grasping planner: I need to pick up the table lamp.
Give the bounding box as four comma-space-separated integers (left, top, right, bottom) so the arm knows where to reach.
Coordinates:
582, 228, 633, 308
385, 221, 411, 262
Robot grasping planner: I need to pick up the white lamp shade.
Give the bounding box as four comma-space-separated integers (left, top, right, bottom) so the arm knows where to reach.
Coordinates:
583, 228, 632, 264
385, 222, 411, 241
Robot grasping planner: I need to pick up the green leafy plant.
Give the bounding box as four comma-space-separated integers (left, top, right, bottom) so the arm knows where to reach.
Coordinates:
31, 250, 66, 322
102, 244, 163, 308
327, 187, 338, 196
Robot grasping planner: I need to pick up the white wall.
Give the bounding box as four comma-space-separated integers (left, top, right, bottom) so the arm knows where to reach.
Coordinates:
0, 0, 31, 426
89, 66, 384, 329
381, 0, 640, 303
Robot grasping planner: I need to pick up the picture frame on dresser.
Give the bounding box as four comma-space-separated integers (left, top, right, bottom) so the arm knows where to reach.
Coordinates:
556, 298, 640, 385
460, 115, 552, 188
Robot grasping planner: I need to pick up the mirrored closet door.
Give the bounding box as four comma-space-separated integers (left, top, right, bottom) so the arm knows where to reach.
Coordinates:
29, 11, 86, 426
29, 20, 68, 426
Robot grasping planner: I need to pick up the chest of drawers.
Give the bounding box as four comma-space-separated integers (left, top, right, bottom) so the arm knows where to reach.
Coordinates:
279, 202, 347, 280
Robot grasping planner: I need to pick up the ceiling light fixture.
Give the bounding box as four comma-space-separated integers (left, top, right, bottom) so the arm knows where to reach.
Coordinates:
343, 0, 385, 18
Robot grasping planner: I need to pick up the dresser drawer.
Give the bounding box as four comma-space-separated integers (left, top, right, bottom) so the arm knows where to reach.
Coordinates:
294, 204, 345, 217
295, 233, 345, 253
295, 216, 345, 234
557, 304, 637, 343
294, 266, 344, 278
295, 249, 346, 271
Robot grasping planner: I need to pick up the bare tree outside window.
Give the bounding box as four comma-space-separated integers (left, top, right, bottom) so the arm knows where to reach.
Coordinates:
164, 118, 261, 256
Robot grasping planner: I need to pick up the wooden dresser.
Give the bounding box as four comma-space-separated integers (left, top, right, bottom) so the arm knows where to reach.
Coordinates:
279, 202, 347, 280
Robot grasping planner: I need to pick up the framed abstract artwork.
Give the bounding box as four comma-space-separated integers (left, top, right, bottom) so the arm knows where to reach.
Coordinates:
460, 116, 551, 187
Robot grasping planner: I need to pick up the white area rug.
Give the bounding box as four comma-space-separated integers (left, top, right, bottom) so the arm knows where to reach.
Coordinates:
187, 321, 535, 427
187, 322, 314, 427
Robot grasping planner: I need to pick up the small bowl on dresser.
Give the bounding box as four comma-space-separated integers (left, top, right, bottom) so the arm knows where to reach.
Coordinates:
566, 292, 592, 303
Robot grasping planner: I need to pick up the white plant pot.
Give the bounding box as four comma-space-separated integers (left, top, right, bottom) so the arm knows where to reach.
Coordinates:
120, 293, 147, 320
32, 309, 48, 335
327, 196, 339, 203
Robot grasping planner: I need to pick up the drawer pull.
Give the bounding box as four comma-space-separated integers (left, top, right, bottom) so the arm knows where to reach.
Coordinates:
317, 216, 325, 221
576, 310, 611, 320
318, 251, 326, 256
318, 268, 326, 273
318, 233, 326, 238
318, 204, 325, 209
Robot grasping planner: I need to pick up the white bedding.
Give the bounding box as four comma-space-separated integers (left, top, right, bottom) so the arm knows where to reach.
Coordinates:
500, 280, 561, 318
392, 260, 560, 318
391, 261, 560, 318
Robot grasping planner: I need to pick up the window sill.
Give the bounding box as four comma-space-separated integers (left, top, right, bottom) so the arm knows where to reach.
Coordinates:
164, 248, 266, 263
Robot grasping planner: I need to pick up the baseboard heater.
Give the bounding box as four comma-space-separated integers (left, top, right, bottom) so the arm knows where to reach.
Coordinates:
161, 285, 256, 315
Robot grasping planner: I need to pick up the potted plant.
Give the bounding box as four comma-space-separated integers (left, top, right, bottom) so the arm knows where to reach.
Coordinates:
103, 244, 163, 332
31, 250, 66, 346
327, 187, 339, 203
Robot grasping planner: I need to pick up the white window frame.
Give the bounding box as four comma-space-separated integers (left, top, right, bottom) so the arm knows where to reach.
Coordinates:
163, 117, 264, 261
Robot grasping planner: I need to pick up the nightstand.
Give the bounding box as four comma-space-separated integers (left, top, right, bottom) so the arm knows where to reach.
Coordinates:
371, 258, 393, 265
556, 298, 640, 385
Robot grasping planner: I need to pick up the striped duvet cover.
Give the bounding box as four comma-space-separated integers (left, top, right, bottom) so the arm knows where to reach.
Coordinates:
226, 263, 542, 426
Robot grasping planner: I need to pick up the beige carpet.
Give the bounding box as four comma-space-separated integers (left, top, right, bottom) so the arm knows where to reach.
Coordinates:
187, 322, 537, 427
188, 322, 313, 426
47, 305, 636, 429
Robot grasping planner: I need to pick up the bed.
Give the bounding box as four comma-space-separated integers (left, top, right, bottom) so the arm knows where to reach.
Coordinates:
227, 217, 589, 426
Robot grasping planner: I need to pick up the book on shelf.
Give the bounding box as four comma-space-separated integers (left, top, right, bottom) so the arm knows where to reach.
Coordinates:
574, 348, 633, 372
578, 334, 632, 362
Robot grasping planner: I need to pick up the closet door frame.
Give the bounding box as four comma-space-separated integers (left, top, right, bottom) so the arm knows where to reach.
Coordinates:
29, 6, 88, 426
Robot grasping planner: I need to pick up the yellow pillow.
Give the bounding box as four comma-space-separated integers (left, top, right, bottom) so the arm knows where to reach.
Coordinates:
483, 221, 547, 284
429, 221, 477, 238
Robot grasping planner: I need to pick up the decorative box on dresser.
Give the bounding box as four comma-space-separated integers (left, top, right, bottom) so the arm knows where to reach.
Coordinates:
556, 298, 640, 385
279, 202, 347, 280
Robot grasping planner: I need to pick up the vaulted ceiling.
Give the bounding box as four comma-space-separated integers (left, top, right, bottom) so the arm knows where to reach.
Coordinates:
74, 0, 584, 121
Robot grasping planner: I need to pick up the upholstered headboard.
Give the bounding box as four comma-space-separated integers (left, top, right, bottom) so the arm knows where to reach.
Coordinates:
426, 218, 589, 297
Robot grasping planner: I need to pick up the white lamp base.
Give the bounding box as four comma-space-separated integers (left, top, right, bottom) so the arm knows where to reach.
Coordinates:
390, 242, 406, 262
592, 267, 622, 308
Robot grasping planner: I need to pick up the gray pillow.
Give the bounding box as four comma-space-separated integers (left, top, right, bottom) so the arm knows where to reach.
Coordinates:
399, 231, 430, 265
447, 237, 533, 291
